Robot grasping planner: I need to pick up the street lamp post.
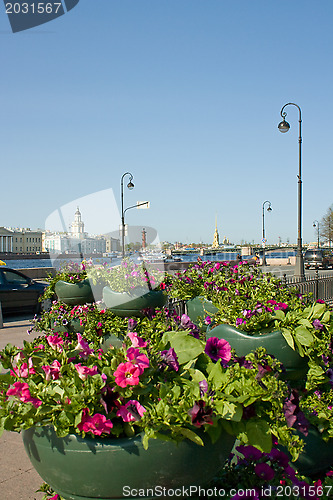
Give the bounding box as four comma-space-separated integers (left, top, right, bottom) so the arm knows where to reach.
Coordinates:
313, 220, 320, 248
121, 172, 134, 258
278, 103, 305, 280
262, 201, 272, 266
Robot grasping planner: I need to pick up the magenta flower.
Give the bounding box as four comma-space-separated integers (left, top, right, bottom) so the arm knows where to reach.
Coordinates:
255, 462, 275, 480
188, 400, 214, 427
126, 347, 149, 374
313, 319, 324, 331
11, 357, 35, 378
76, 333, 94, 358
274, 302, 288, 311
204, 316, 212, 325
127, 331, 147, 348
46, 334, 64, 351
159, 347, 179, 372
205, 337, 231, 364
114, 362, 141, 388
6, 381, 42, 408
42, 360, 61, 381
236, 445, 262, 461
75, 363, 99, 381
77, 407, 113, 436
236, 318, 246, 327
117, 400, 146, 422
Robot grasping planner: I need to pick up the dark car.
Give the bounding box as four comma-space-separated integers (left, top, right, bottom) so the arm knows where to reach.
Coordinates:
0, 267, 48, 315
303, 248, 333, 270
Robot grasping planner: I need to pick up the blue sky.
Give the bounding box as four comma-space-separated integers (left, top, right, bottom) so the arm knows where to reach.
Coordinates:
1, 0, 333, 246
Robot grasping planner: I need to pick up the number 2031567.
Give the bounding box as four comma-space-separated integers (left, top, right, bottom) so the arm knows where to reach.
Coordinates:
5, 2, 62, 14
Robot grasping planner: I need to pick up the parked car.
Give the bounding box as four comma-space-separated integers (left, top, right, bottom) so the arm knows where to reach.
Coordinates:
303, 248, 333, 270
0, 267, 48, 315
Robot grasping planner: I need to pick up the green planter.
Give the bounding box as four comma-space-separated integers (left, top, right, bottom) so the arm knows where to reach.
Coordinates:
22, 426, 235, 500
282, 427, 333, 476
103, 286, 167, 317
186, 297, 219, 331
206, 323, 308, 380
54, 279, 95, 306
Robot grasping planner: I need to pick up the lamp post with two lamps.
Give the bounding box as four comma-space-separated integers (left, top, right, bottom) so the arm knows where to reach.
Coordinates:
313, 220, 320, 249
120, 172, 149, 258
278, 102, 305, 280
262, 201, 272, 266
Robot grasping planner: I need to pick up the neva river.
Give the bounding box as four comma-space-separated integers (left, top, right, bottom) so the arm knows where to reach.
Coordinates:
2, 250, 296, 270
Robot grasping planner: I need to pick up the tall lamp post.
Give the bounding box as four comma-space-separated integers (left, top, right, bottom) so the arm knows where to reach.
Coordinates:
121, 172, 134, 258
262, 201, 272, 266
278, 103, 305, 280
313, 220, 320, 248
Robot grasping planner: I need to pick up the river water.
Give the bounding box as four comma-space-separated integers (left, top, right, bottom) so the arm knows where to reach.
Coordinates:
1, 250, 296, 270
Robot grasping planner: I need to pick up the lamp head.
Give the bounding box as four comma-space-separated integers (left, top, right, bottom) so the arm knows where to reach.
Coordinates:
267, 206, 272, 212
278, 119, 290, 133
127, 181, 134, 190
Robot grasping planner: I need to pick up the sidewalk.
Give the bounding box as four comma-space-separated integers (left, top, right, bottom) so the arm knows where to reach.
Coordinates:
0, 315, 45, 500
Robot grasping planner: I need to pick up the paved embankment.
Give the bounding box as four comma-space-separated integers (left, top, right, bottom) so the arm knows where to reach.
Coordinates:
0, 315, 45, 500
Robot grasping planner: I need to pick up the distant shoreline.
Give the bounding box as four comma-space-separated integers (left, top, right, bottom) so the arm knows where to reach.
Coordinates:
0, 252, 103, 260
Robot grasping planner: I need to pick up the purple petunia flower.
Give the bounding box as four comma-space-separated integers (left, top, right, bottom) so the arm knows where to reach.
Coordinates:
313, 319, 324, 331
255, 462, 275, 480
199, 380, 208, 396
205, 337, 231, 364
188, 400, 214, 427
236, 445, 262, 461
236, 318, 246, 327
159, 347, 179, 372
283, 390, 309, 436
180, 314, 200, 338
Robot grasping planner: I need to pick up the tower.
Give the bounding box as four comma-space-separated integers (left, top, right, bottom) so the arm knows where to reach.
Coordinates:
142, 227, 147, 249
212, 216, 220, 248
70, 207, 85, 240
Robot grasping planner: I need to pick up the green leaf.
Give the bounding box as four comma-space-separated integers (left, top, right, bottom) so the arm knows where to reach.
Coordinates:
167, 331, 204, 365
273, 310, 285, 321
297, 318, 313, 328
281, 328, 295, 350
245, 420, 272, 452
295, 326, 314, 346
214, 400, 243, 421
179, 427, 204, 446
322, 311, 331, 323
311, 302, 326, 319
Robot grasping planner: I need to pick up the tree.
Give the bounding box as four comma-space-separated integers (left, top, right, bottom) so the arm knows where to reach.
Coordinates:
320, 206, 333, 247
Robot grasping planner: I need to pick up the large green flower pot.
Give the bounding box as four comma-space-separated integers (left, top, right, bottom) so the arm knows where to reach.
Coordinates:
186, 297, 218, 331
206, 324, 308, 380
103, 286, 167, 317
55, 279, 94, 306
282, 427, 333, 476
22, 426, 235, 500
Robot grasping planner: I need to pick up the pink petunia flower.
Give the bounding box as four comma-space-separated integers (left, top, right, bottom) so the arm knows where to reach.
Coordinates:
205, 337, 231, 364
75, 363, 99, 380
77, 407, 113, 436
76, 333, 94, 358
117, 400, 146, 422
42, 360, 62, 381
126, 347, 149, 374
46, 334, 64, 351
114, 362, 141, 388
6, 381, 42, 408
11, 357, 35, 378
127, 331, 147, 348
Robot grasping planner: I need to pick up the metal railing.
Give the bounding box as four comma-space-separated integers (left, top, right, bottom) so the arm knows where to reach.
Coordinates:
283, 272, 333, 304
